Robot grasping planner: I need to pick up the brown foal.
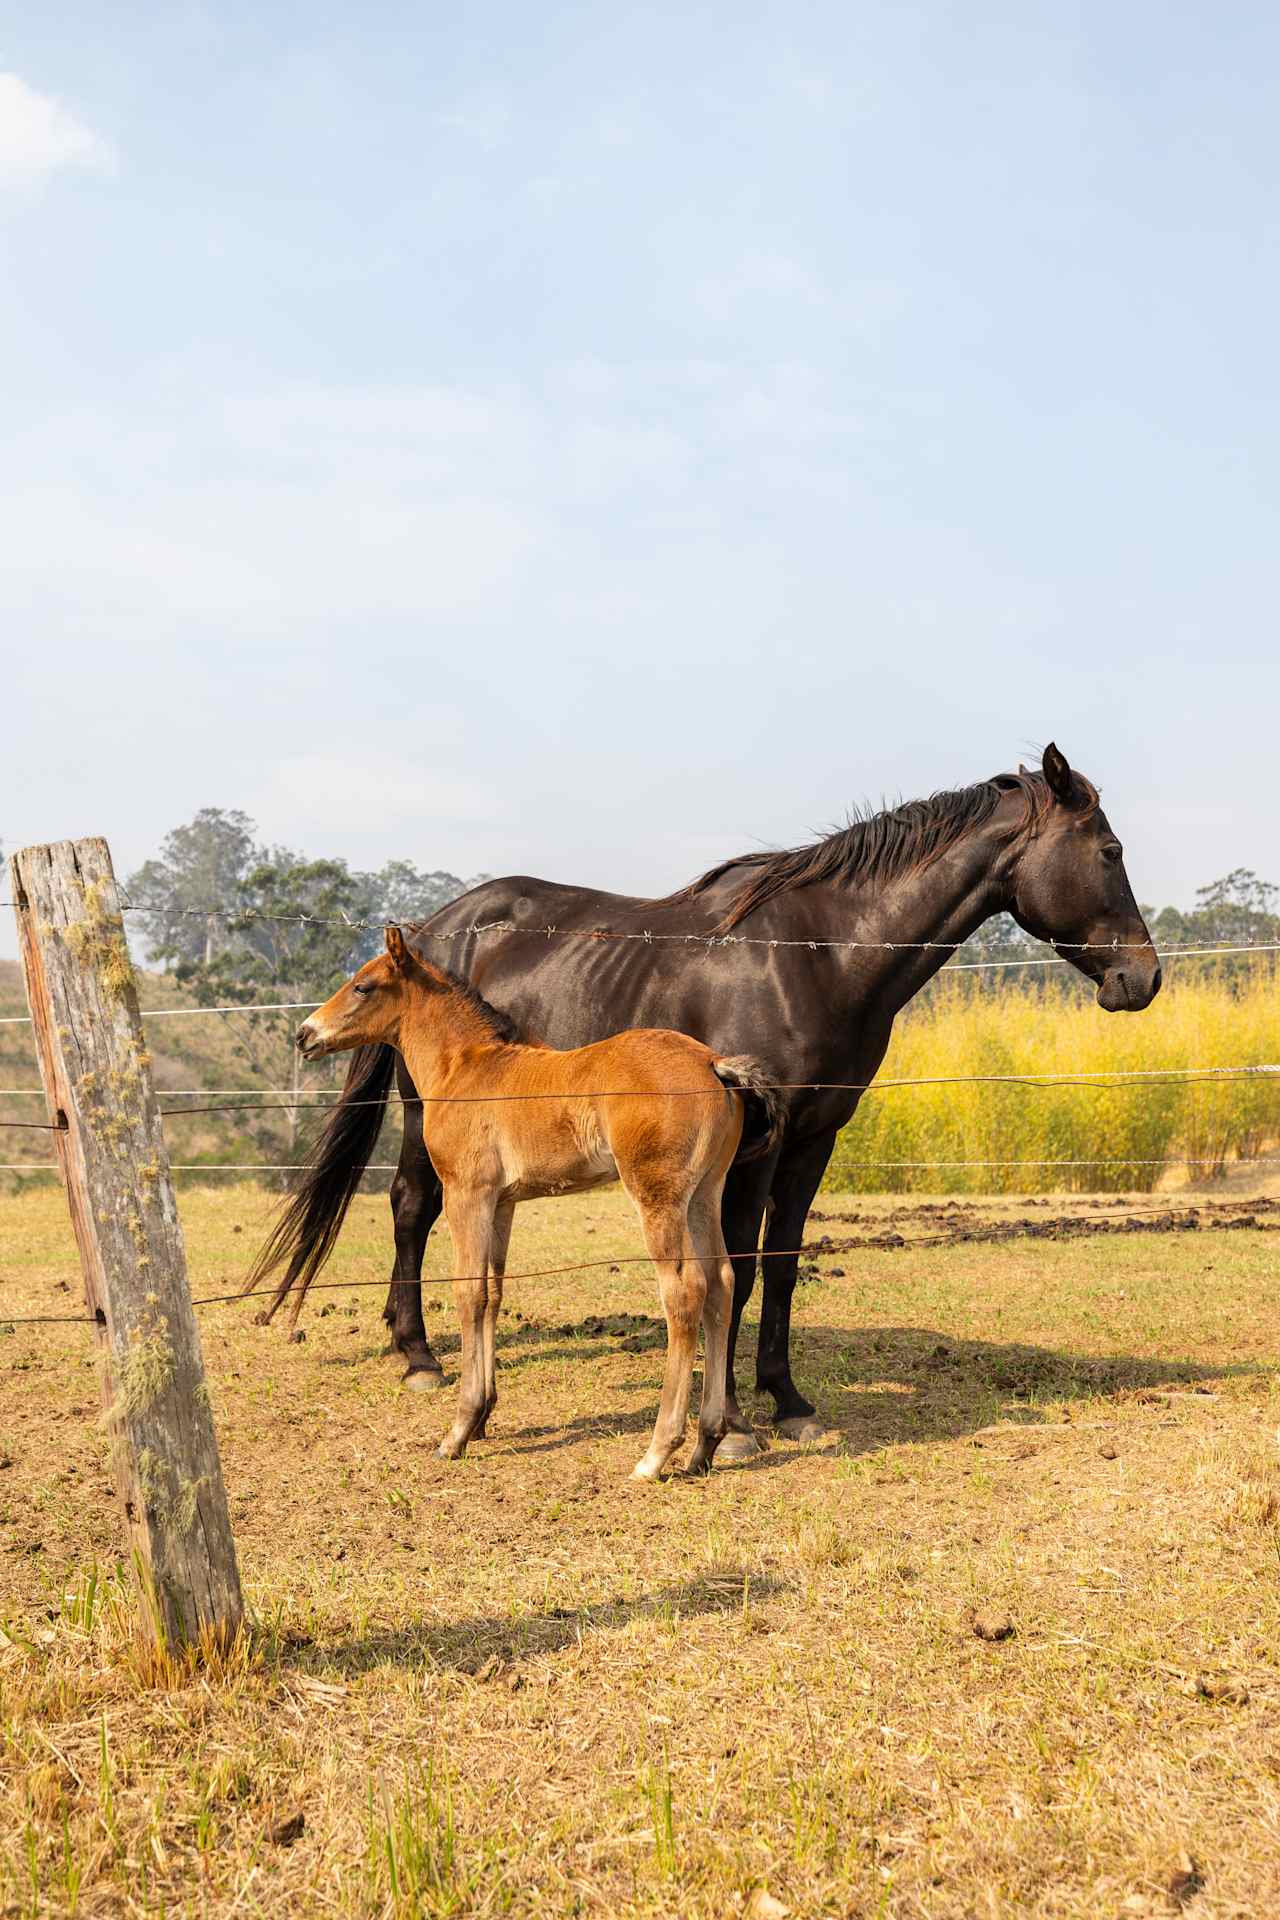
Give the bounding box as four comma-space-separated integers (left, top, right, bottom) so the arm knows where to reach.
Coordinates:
252, 927, 779, 1479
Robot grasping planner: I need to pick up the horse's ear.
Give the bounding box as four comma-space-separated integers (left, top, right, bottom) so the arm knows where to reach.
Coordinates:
1042, 742, 1075, 805
385, 924, 409, 971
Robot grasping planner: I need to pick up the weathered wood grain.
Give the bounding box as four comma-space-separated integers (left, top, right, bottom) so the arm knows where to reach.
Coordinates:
9, 838, 242, 1646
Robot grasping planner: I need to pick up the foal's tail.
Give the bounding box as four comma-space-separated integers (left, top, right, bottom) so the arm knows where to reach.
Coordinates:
712, 1055, 785, 1162
240, 1043, 398, 1324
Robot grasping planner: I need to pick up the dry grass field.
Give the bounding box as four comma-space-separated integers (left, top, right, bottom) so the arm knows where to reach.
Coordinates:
3, 1178, 1280, 1918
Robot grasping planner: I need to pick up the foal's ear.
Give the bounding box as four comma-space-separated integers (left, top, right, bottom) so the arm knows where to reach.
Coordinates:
385, 924, 410, 971
1042, 742, 1076, 805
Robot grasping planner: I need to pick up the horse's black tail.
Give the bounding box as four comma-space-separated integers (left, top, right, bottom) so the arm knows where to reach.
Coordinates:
712, 1055, 786, 1162
241, 1043, 397, 1325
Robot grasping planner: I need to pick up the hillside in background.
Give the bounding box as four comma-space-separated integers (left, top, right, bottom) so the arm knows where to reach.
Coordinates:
0, 958, 401, 1190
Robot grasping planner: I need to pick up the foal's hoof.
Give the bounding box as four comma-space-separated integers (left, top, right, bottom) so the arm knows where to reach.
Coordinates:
714, 1430, 764, 1465
403, 1365, 448, 1392
776, 1415, 827, 1445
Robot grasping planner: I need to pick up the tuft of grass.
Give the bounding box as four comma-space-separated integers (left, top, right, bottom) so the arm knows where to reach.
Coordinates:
639, 1750, 676, 1880
366, 1760, 463, 1917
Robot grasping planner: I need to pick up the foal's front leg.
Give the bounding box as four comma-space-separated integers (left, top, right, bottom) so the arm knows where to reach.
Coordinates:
437, 1187, 499, 1460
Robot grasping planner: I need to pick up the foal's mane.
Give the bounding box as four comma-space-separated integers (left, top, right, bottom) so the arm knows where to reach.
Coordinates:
422, 961, 522, 1043
658, 768, 1098, 931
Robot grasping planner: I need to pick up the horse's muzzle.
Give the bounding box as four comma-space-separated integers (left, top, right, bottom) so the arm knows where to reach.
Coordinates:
1096, 957, 1162, 1012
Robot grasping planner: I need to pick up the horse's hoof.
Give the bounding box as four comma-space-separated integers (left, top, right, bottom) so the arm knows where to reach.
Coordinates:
631, 1460, 663, 1482
403, 1366, 448, 1392
776, 1415, 826, 1444
714, 1430, 763, 1465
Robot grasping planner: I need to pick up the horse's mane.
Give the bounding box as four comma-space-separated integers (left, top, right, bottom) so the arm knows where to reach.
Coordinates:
656, 768, 1098, 931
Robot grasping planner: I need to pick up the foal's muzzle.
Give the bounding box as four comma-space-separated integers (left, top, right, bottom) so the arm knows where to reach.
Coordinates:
295, 1019, 323, 1059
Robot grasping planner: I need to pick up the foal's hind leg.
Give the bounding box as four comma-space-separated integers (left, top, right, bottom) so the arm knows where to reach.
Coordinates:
685, 1176, 734, 1476
630, 1198, 706, 1482
470, 1199, 512, 1442
437, 1188, 499, 1460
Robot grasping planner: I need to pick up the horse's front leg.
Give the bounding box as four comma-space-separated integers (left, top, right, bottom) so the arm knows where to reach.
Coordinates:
757, 1130, 837, 1442
383, 1073, 447, 1390
714, 1160, 774, 1464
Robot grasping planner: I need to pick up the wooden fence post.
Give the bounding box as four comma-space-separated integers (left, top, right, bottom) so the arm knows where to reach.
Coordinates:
10, 837, 243, 1648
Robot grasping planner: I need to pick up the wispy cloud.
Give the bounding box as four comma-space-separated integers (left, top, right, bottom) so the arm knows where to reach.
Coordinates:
0, 72, 116, 188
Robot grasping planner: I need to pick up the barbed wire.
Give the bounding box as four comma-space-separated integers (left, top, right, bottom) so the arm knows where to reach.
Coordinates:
6, 889, 1280, 956
7, 893, 1278, 956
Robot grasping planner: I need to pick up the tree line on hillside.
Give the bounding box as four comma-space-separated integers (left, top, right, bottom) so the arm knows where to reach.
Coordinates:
121, 809, 1280, 996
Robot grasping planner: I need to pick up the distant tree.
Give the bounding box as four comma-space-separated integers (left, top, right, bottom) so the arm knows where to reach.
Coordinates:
1150, 869, 1278, 986
150, 846, 477, 1159
126, 809, 259, 968
350, 859, 477, 962
163, 852, 372, 1148
1188, 869, 1279, 946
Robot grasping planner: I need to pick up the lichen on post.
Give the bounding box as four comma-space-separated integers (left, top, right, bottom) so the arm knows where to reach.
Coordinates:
9, 837, 243, 1649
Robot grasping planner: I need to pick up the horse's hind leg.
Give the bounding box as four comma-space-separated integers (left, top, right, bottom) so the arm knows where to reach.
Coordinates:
685, 1175, 734, 1476
630, 1199, 705, 1482
383, 1090, 447, 1389
470, 1199, 512, 1442
437, 1187, 498, 1460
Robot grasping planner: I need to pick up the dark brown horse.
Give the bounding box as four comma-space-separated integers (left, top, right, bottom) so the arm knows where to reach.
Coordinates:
250, 745, 1160, 1461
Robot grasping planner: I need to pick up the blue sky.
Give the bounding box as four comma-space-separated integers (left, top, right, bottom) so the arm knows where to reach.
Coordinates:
3, 2, 1277, 957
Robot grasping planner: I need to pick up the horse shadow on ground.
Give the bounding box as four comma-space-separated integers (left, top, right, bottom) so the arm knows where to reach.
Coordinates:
304, 1568, 789, 1679
300, 1310, 1267, 1465
485, 1317, 1266, 1466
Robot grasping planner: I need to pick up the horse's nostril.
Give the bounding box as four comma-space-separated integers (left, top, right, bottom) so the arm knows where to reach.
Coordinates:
1152, 965, 1163, 994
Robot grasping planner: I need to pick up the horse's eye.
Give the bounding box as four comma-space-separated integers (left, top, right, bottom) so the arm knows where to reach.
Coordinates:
1102, 843, 1123, 863
352, 983, 373, 996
